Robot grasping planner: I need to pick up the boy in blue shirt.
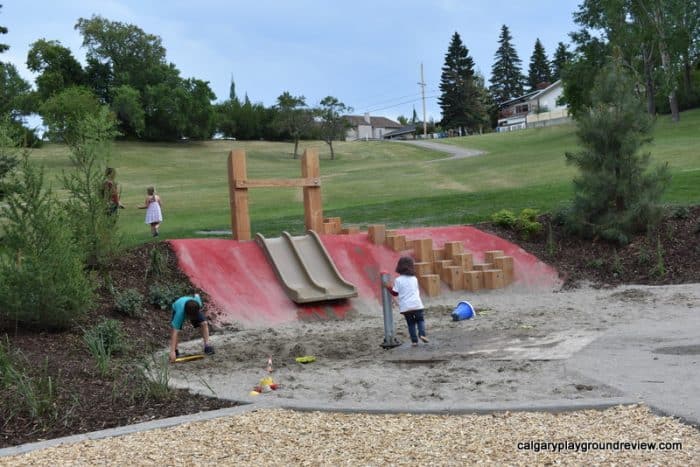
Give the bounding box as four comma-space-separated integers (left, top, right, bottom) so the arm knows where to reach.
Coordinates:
169, 294, 215, 362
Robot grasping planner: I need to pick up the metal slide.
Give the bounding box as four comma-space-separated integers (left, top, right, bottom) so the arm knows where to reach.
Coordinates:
255, 230, 358, 304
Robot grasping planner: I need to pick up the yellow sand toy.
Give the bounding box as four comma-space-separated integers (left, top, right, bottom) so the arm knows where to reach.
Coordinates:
295, 355, 316, 364
174, 354, 205, 363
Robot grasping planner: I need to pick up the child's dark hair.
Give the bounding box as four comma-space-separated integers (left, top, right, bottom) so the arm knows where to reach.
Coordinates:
395, 256, 415, 276
184, 299, 201, 318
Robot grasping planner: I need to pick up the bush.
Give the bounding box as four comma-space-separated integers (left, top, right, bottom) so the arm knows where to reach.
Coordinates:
515, 208, 543, 239
149, 282, 189, 310
491, 209, 517, 228
491, 208, 542, 240
114, 288, 145, 318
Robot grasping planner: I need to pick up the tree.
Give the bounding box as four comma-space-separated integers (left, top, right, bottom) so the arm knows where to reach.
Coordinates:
0, 115, 19, 198
39, 86, 103, 143
0, 152, 94, 330
75, 15, 167, 95
316, 96, 351, 160
564, 62, 671, 244
489, 25, 526, 105
273, 92, 313, 158
111, 84, 145, 137
26, 39, 86, 101
438, 32, 486, 133
551, 42, 573, 81
561, 30, 611, 117
62, 107, 120, 268
528, 38, 552, 90
0, 4, 8, 54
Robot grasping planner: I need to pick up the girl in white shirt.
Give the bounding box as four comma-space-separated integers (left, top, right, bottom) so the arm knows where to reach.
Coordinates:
386, 256, 429, 346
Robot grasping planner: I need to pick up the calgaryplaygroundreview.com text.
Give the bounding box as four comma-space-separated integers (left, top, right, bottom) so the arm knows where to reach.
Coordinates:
517, 440, 683, 453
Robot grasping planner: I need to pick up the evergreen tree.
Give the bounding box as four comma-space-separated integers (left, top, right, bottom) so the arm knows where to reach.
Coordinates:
489, 25, 525, 105
551, 42, 572, 81
438, 32, 485, 132
564, 62, 671, 245
0, 4, 8, 54
528, 38, 552, 90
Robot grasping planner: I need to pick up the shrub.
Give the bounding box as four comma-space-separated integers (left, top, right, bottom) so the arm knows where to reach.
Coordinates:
491, 209, 517, 229
515, 208, 543, 239
114, 288, 145, 318
149, 282, 189, 310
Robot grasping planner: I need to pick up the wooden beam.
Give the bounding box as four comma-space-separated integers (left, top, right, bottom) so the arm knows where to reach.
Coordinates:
302, 149, 324, 232
234, 178, 320, 188
228, 149, 251, 241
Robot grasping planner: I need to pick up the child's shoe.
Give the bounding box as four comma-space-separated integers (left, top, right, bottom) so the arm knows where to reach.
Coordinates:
419, 336, 429, 343
204, 345, 215, 355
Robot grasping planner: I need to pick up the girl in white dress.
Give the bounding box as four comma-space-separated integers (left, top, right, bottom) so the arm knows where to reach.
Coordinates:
138, 186, 163, 237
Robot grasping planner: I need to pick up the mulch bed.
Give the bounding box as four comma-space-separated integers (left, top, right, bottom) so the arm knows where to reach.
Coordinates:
2, 206, 699, 448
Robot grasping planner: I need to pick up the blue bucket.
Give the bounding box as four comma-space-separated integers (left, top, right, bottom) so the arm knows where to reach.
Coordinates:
452, 301, 475, 321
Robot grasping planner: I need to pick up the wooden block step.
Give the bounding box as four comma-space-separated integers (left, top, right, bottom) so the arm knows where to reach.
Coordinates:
341, 226, 359, 234
418, 274, 440, 297
483, 269, 505, 289
463, 270, 483, 291
368, 224, 386, 244
473, 263, 494, 271
386, 234, 407, 252
413, 238, 433, 262
414, 261, 433, 276
452, 252, 473, 271
432, 248, 445, 262
493, 256, 514, 285
323, 217, 342, 234
484, 250, 505, 264
444, 241, 464, 260
435, 260, 453, 281
445, 266, 464, 290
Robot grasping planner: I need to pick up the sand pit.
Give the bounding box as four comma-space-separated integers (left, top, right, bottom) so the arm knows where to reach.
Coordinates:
167, 282, 700, 412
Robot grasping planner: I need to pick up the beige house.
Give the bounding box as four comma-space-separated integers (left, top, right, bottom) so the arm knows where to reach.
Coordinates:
345, 114, 402, 141
496, 80, 569, 132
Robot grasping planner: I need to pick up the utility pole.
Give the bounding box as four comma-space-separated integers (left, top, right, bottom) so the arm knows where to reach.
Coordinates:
419, 63, 427, 137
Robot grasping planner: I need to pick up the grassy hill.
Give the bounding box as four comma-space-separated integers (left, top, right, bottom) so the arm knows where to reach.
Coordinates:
28, 108, 700, 246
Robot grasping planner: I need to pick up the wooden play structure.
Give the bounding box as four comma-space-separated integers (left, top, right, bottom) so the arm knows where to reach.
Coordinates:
227, 148, 513, 299
368, 224, 515, 297
227, 148, 324, 241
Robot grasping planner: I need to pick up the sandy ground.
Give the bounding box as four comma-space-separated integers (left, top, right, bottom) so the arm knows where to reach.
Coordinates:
168, 282, 699, 410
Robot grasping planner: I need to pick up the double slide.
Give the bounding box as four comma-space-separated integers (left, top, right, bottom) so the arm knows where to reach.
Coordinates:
256, 230, 358, 304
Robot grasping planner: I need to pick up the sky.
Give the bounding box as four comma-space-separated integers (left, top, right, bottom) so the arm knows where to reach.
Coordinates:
2, 0, 582, 124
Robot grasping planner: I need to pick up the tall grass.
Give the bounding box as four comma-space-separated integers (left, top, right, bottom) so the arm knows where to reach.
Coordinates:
25, 108, 700, 247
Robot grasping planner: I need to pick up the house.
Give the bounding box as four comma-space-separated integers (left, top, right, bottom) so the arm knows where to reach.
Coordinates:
496, 80, 569, 132
345, 114, 402, 141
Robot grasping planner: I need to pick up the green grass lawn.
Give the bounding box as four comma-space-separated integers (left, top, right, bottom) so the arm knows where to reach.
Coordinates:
26, 108, 700, 247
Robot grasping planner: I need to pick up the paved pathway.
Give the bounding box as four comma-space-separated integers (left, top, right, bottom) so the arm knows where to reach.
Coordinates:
396, 139, 485, 162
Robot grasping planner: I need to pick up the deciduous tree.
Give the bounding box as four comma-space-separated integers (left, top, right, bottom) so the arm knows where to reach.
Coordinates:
316, 96, 351, 160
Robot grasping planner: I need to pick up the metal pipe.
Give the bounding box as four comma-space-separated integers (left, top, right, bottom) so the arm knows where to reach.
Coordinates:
380, 272, 401, 348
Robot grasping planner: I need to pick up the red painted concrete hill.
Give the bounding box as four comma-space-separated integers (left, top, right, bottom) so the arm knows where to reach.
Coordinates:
170, 226, 560, 327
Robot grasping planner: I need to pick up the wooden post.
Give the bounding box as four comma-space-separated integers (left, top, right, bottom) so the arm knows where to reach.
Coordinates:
302, 149, 323, 232
228, 149, 251, 241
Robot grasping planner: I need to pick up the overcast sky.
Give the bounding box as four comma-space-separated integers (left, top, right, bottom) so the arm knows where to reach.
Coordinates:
2, 0, 581, 123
